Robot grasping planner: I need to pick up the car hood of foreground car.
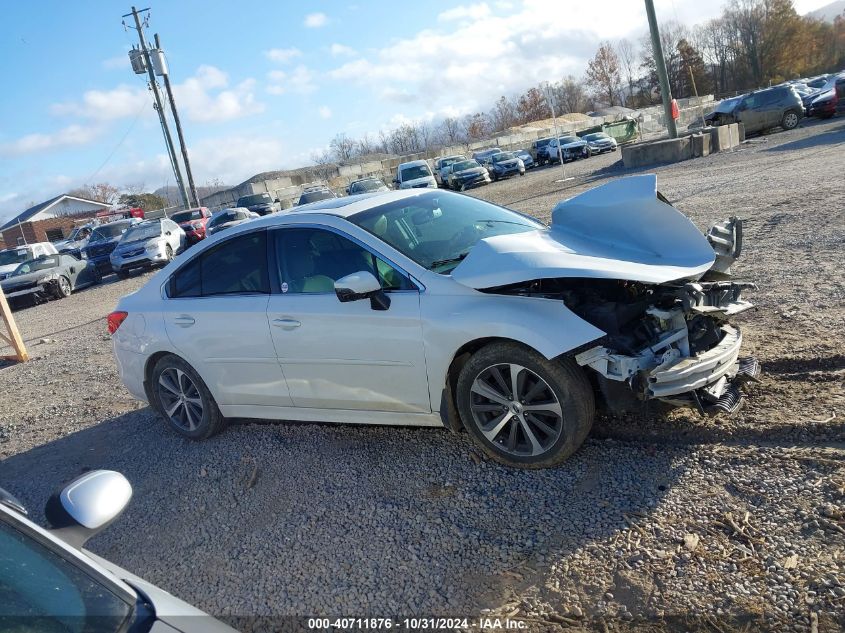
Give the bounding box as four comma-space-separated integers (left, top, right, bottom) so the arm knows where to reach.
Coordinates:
451, 174, 722, 289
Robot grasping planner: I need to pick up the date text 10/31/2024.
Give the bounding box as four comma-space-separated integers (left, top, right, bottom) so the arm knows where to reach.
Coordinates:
307, 618, 528, 630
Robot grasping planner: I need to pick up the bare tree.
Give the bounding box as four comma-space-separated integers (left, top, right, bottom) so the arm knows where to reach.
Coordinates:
552, 76, 589, 114
516, 87, 551, 124
490, 95, 518, 131
437, 117, 464, 145
585, 42, 623, 106
616, 38, 638, 106
329, 134, 358, 163
463, 113, 490, 141
68, 183, 120, 204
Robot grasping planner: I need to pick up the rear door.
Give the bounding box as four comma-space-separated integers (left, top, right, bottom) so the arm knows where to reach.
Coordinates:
162, 229, 293, 407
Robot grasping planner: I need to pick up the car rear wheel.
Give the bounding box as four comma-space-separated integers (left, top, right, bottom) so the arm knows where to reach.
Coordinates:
151, 354, 227, 440
456, 342, 594, 468
54, 276, 72, 298
782, 110, 800, 130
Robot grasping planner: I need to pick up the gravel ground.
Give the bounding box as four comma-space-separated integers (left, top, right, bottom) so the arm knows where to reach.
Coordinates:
1, 118, 843, 632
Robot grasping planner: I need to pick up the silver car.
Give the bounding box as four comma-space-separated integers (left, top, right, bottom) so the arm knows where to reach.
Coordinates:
110, 218, 186, 279
206, 207, 259, 236
0, 470, 235, 632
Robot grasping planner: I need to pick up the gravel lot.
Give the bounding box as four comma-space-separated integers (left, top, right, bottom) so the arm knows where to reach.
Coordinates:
1, 118, 844, 632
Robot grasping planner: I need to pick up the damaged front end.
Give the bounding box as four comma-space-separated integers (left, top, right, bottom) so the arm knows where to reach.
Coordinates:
482, 217, 759, 416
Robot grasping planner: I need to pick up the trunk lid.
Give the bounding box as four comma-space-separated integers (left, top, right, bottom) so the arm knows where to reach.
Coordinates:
451, 175, 722, 289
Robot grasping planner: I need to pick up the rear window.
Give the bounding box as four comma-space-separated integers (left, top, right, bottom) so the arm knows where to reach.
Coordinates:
299, 190, 335, 204
170, 231, 269, 297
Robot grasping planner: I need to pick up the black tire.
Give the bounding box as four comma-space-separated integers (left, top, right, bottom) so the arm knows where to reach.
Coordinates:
492, 173, 499, 182
54, 276, 72, 298
115, 269, 129, 280
151, 354, 227, 440
92, 267, 103, 284
456, 341, 594, 468
781, 110, 800, 130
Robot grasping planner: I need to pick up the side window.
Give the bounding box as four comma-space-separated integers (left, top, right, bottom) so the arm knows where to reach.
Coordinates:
169, 231, 269, 298
0, 519, 132, 631
275, 228, 413, 294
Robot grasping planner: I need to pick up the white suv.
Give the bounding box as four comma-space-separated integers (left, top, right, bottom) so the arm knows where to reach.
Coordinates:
394, 160, 437, 189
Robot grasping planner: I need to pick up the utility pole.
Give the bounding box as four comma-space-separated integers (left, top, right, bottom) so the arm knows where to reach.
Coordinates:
644, 0, 677, 138
123, 6, 190, 208
155, 33, 200, 207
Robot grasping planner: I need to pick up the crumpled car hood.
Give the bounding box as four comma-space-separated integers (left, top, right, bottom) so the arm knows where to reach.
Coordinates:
451, 174, 718, 289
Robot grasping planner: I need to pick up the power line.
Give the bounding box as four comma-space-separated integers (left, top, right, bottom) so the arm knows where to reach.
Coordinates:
80, 99, 147, 186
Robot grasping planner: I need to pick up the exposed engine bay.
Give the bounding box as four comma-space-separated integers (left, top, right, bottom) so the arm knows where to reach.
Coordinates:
483, 274, 759, 416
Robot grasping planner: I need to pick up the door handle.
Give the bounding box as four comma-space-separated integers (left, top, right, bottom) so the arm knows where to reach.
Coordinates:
173, 315, 195, 327
272, 318, 301, 330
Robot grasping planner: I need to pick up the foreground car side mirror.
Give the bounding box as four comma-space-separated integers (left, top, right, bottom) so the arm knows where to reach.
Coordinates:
45, 470, 132, 548
334, 271, 390, 311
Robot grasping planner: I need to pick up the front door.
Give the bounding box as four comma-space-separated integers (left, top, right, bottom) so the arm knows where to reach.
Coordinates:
267, 227, 430, 413
163, 229, 293, 407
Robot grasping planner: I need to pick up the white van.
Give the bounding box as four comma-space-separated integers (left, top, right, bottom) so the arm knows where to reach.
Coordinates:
0, 242, 59, 279
394, 160, 437, 190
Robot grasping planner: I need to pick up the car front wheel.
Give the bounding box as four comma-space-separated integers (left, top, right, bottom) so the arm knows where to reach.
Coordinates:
54, 276, 72, 298
456, 342, 594, 468
782, 110, 800, 130
151, 354, 227, 440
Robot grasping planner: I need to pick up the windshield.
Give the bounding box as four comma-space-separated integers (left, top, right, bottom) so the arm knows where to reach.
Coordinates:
89, 222, 129, 242
492, 152, 516, 162
350, 191, 544, 273
237, 193, 272, 206
121, 222, 161, 243
451, 160, 479, 172
399, 164, 432, 181
171, 209, 203, 223
12, 256, 60, 276
559, 136, 579, 145
585, 133, 608, 141
299, 190, 334, 204
350, 179, 385, 193
0, 250, 30, 266
440, 157, 462, 169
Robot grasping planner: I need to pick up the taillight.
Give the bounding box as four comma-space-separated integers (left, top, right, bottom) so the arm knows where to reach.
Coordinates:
107, 311, 128, 334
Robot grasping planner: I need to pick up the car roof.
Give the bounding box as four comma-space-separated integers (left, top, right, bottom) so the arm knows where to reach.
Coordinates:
398, 159, 429, 168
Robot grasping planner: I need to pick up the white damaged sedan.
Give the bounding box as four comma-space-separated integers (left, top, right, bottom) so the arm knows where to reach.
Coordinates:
110, 175, 757, 468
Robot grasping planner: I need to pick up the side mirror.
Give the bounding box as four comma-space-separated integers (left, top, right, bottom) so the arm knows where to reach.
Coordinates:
166, 231, 172, 236
45, 470, 132, 548
334, 271, 390, 311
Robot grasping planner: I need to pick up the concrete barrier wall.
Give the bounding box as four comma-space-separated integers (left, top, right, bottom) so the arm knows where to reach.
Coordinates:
621, 122, 741, 169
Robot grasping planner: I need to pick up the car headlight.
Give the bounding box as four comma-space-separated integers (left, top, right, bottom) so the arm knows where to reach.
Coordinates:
36, 275, 55, 285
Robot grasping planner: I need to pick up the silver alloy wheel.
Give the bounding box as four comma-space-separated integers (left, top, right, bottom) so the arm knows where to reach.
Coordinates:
157, 367, 203, 432
58, 276, 71, 296
469, 363, 563, 457
784, 112, 799, 129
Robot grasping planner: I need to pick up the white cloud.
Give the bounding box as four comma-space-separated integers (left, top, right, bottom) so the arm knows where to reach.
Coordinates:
51, 85, 147, 121
266, 65, 317, 95
172, 65, 264, 123
330, 43, 357, 57
328, 0, 647, 114
0, 124, 102, 157
318, 106, 332, 119
304, 12, 327, 27
438, 3, 491, 22
0, 192, 18, 203
51, 66, 263, 126
264, 47, 302, 64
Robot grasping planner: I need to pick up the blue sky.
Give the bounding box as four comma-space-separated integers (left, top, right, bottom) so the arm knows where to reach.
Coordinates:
0, 0, 831, 224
